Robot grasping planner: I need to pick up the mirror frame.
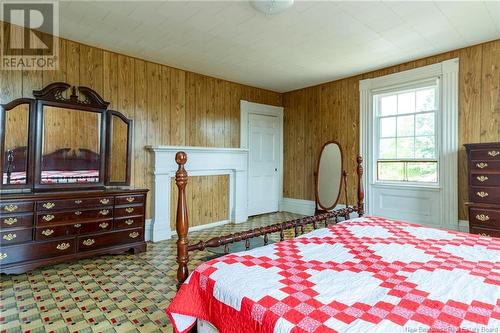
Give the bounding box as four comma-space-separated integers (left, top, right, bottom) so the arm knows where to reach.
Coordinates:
314, 140, 344, 212
0, 82, 133, 192
33, 82, 109, 191
0, 98, 36, 190
105, 110, 132, 186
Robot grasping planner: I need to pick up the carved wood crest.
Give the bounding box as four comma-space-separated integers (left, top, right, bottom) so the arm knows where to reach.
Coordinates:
33, 82, 110, 109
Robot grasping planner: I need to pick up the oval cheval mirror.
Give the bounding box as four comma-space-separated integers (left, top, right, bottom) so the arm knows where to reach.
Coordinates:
315, 141, 344, 214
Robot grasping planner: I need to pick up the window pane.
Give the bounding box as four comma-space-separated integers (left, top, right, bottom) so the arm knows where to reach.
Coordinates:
416, 88, 436, 112
379, 138, 396, 158
407, 162, 438, 182
415, 113, 434, 136
380, 95, 397, 116
397, 137, 414, 158
378, 162, 405, 181
415, 136, 435, 158
397, 92, 415, 114
397, 115, 414, 137
380, 117, 396, 137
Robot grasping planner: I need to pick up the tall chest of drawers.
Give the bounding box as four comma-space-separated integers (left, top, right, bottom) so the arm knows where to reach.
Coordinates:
465, 142, 500, 237
0, 189, 148, 274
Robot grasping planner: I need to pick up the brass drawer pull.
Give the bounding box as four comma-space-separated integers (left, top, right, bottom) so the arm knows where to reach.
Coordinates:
126, 197, 135, 203
99, 209, 110, 216
477, 191, 489, 198
82, 239, 95, 246
99, 222, 109, 229
74, 224, 82, 228
43, 202, 55, 209
42, 214, 55, 222
2, 233, 16, 241
100, 198, 110, 205
42, 229, 54, 236
125, 207, 134, 214
479, 233, 490, 237
125, 219, 134, 225
56, 243, 70, 250
4, 204, 18, 212
129, 232, 139, 239
75, 211, 82, 216
74, 200, 82, 204
475, 214, 490, 222
488, 150, 500, 157
476, 175, 488, 182
3, 217, 17, 225
0, 253, 7, 260
476, 162, 488, 169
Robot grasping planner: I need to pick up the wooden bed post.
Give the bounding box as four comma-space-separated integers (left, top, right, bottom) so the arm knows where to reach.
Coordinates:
356, 155, 365, 216
175, 151, 190, 287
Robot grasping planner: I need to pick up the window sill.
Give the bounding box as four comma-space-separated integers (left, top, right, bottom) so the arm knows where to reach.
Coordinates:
372, 181, 441, 191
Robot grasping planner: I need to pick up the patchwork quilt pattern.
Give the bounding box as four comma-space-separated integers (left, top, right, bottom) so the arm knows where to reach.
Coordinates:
167, 216, 500, 333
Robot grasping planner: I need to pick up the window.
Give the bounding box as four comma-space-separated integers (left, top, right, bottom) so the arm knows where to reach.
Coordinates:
374, 82, 438, 183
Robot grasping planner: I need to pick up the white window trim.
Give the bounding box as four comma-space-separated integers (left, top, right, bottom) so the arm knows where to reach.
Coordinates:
373, 83, 440, 186
359, 58, 459, 227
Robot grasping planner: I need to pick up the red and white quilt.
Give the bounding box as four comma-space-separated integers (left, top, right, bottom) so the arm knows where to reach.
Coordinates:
166, 216, 500, 333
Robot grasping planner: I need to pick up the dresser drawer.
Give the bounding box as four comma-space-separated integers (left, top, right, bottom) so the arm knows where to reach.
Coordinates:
0, 228, 32, 245
36, 224, 68, 240
469, 207, 500, 228
470, 226, 500, 238
114, 216, 144, 229
469, 148, 500, 161
114, 205, 143, 218
78, 228, 143, 252
115, 194, 144, 205
469, 160, 500, 172
0, 238, 75, 266
36, 220, 113, 240
37, 208, 113, 225
37, 197, 113, 211
0, 213, 33, 229
470, 173, 500, 186
469, 186, 500, 204
0, 201, 33, 214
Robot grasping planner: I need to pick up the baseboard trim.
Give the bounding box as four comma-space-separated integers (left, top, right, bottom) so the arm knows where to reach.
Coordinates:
280, 198, 315, 216
280, 198, 346, 216
145, 218, 153, 242
169, 219, 231, 238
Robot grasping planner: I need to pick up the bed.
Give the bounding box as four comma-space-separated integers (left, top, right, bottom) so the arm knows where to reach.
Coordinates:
166, 152, 500, 333
3, 147, 100, 184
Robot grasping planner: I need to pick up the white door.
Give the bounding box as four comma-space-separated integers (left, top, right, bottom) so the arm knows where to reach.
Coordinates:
248, 113, 280, 216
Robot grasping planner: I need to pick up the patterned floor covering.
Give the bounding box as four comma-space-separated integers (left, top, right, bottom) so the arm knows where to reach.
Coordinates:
1, 212, 308, 333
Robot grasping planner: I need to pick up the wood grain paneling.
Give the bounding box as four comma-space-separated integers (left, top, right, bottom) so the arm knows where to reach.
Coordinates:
283, 39, 500, 221
0, 22, 282, 221
170, 175, 229, 229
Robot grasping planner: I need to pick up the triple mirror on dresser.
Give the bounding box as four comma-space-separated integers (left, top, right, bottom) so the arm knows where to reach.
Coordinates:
0, 82, 146, 274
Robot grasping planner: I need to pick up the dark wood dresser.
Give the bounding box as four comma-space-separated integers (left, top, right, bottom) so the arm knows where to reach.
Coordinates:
0, 189, 147, 274
465, 142, 500, 237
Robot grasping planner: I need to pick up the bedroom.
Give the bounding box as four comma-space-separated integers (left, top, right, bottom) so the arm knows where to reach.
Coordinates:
0, 0, 499, 332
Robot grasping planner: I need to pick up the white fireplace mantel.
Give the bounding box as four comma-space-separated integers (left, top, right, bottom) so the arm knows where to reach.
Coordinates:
146, 145, 249, 242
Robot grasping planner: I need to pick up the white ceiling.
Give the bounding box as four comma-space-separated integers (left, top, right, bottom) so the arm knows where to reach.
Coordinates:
54, 1, 500, 92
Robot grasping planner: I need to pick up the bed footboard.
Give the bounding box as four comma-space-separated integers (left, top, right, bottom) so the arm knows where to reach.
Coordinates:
174, 151, 364, 286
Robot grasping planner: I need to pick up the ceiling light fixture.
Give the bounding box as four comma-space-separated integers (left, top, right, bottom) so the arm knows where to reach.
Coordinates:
250, 0, 294, 15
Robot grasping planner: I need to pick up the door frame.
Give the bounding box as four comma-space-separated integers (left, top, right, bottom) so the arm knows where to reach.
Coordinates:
359, 58, 459, 229
240, 100, 284, 215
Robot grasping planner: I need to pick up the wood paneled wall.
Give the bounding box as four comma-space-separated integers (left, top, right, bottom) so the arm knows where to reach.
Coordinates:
170, 175, 229, 229
283, 39, 500, 220
0, 22, 282, 220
